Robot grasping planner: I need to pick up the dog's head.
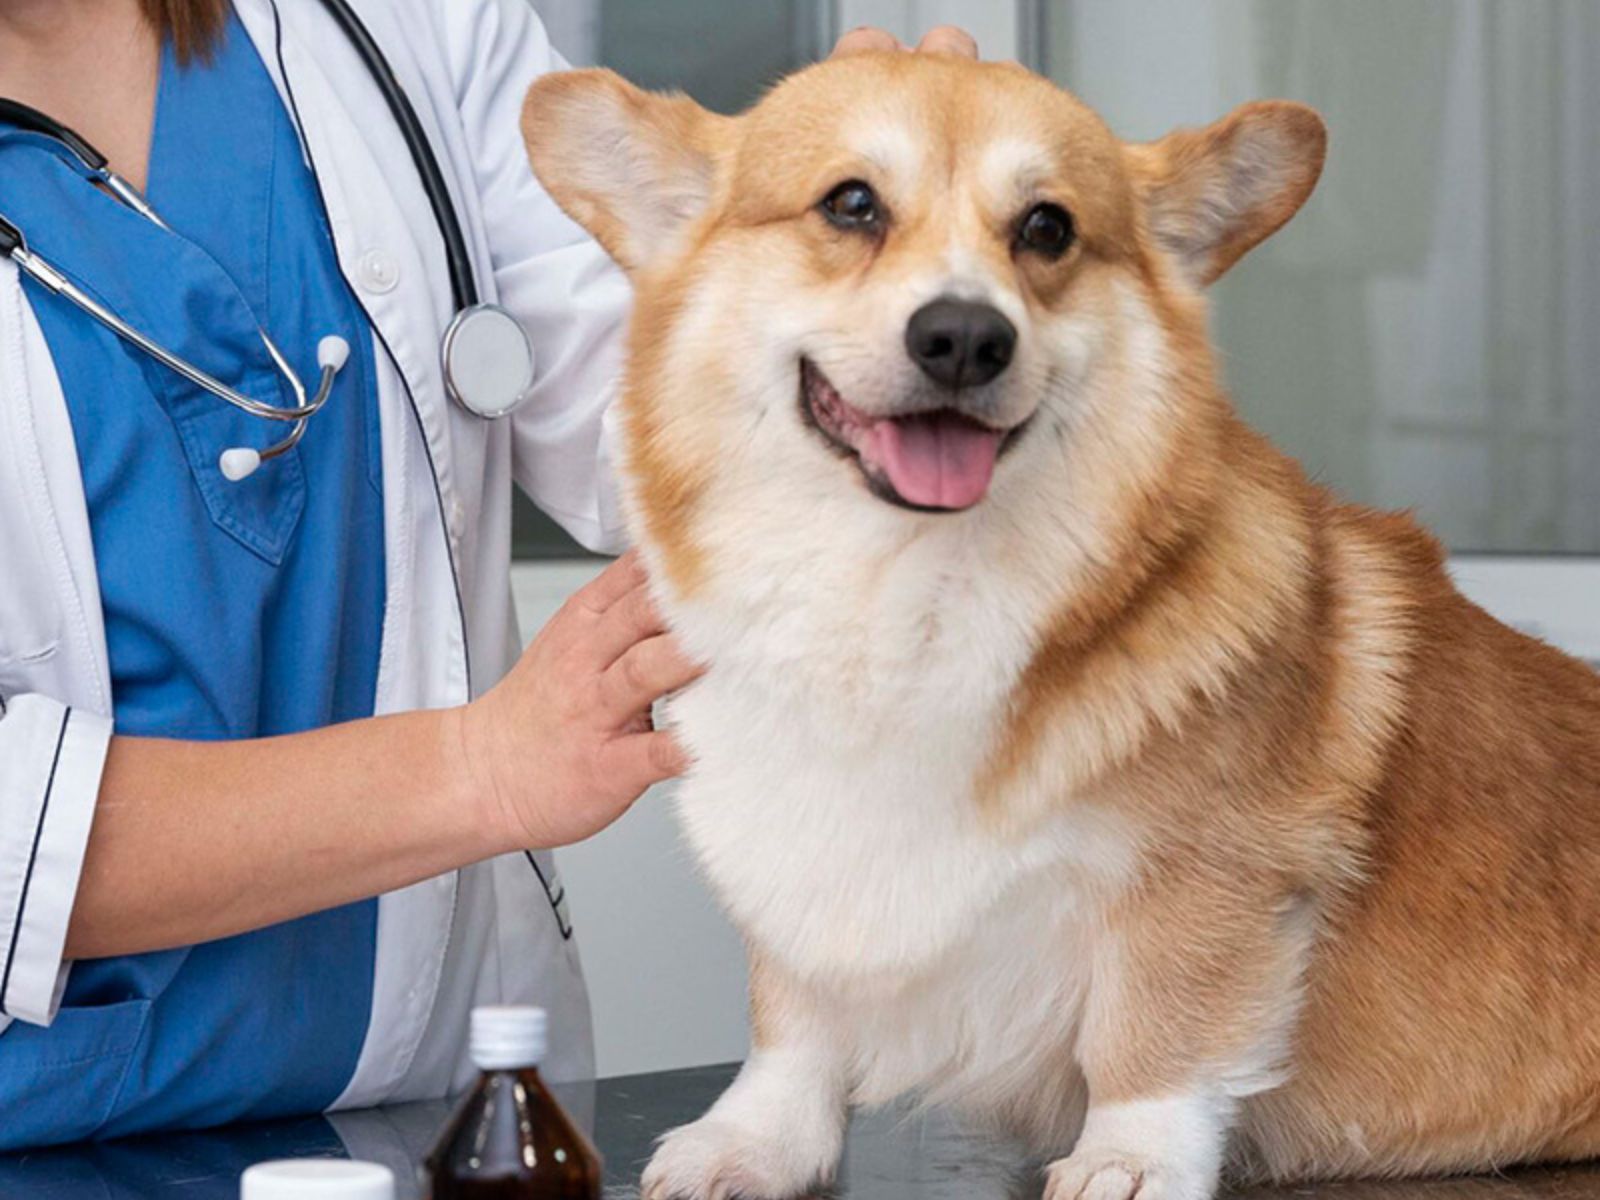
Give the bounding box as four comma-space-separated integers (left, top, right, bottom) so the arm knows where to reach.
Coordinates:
523, 53, 1324, 592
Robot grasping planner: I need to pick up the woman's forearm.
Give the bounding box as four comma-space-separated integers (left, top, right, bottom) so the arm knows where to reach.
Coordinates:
65, 708, 504, 959
63, 553, 698, 962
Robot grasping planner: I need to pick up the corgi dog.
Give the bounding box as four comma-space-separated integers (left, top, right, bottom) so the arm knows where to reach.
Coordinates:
521, 50, 1600, 1200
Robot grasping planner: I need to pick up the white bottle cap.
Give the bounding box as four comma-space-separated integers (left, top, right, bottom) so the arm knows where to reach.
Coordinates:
470, 1004, 548, 1070
240, 1159, 394, 1200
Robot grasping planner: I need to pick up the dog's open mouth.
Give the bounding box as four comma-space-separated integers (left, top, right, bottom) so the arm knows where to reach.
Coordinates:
800, 360, 1015, 512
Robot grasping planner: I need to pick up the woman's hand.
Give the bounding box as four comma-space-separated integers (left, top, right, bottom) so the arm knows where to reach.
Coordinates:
457, 551, 701, 850
71, 554, 697, 959
829, 25, 980, 58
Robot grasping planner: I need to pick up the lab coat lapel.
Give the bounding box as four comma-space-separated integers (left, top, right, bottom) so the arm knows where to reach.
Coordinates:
0, 260, 112, 719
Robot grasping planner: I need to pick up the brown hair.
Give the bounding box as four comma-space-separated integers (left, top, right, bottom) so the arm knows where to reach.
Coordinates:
140, 0, 229, 63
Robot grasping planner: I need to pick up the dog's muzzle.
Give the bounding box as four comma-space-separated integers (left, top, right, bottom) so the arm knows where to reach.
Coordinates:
799, 359, 1028, 512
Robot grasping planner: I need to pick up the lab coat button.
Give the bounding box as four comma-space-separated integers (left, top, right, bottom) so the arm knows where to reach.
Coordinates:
357, 249, 400, 294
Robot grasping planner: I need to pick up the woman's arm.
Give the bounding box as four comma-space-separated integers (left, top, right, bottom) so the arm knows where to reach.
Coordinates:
73, 708, 482, 959
65, 552, 695, 960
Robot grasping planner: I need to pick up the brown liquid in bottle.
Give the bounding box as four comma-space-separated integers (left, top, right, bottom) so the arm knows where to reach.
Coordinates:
426, 1008, 602, 1199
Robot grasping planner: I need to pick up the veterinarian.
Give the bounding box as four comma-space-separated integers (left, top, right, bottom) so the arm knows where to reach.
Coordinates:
0, 0, 974, 1151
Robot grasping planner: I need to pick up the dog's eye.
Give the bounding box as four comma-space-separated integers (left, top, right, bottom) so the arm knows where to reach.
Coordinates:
1017, 203, 1075, 257
820, 180, 881, 230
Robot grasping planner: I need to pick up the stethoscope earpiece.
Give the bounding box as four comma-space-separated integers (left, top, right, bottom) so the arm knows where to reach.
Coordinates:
318, 335, 350, 373
219, 447, 263, 482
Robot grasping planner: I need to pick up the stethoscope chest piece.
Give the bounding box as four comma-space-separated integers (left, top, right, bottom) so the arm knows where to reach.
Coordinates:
441, 303, 536, 419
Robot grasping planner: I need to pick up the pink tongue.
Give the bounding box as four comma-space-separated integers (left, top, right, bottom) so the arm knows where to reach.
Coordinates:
863, 412, 1004, 510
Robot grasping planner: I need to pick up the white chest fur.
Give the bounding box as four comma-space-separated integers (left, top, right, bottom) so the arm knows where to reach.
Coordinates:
655, 519, 1137, 1111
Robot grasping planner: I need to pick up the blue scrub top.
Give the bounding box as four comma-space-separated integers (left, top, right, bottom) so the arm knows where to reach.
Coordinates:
0, 12, 387, 1147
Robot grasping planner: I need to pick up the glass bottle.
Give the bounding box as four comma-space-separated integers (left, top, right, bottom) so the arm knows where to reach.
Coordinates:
426, 1006, 602, 1199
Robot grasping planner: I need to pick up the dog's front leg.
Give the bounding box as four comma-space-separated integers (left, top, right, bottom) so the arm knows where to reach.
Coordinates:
643, 954, 849, 1200
1045, 873, 1313, 1200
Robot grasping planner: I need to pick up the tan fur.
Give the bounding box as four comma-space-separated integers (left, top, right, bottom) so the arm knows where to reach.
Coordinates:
523, 51, 1600, 1187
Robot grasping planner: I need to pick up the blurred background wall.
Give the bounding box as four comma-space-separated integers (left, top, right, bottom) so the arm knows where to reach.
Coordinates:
520, 0, 1600, 1078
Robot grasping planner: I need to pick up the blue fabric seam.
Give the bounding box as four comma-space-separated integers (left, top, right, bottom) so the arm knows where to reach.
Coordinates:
102, 999, 157, 1127
7, 1041, 147, 1073
261, 99, 282, 402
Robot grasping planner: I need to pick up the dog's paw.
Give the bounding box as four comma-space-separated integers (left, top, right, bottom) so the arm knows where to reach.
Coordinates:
1042, 1149, 1213, 1200
641, 1117, 834, 1200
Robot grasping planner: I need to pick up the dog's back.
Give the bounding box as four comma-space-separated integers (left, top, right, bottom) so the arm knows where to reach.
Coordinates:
1245, 530, 1600, 1178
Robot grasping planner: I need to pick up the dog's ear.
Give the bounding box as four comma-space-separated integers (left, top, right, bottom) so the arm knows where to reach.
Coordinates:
522, 70, 730, 273
1125, 101, 1326, 288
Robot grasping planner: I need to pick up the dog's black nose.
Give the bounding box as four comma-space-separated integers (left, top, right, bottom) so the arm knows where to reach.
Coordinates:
904, 298, 1017, 389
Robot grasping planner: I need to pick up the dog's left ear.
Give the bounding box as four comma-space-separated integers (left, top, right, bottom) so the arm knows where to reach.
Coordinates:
1125, 101, 1327, 288
522, 69, 730, 274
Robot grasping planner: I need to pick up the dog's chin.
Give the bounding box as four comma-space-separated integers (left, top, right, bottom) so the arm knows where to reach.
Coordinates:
799, 359, 1030, 513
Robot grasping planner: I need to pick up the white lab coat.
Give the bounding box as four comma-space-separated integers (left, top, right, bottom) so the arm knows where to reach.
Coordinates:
0, 0, 627, 1105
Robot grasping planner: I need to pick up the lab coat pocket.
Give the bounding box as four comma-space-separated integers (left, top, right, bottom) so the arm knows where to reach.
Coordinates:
0, 446, 63, 668
0, 996, 152, 1151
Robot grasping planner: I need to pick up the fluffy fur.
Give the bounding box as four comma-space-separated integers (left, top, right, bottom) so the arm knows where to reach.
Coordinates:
521, 52, 1600, 1200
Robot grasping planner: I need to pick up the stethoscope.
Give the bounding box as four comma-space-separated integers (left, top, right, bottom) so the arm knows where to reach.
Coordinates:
0, 0, 536, 482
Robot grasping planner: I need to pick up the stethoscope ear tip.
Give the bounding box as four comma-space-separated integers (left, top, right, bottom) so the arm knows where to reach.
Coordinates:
317, 335, 351, 372
219, 447, 263, 482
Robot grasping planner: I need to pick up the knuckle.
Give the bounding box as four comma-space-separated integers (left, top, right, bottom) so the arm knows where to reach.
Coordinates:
565, 588, 601, 619
835, 26, 898, 54
624, 592, 649, 630
614, 589, 643, 631
927, 24, 978, 53
621, 650, 648, 694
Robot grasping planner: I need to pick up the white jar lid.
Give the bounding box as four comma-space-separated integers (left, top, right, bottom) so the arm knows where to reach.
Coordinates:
471, 1004, 548, 1070
240, 1159, 395, 1200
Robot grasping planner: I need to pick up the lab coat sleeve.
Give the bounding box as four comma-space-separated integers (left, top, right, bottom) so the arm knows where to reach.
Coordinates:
0, 694, 112, 1028
444, 0, 633, 554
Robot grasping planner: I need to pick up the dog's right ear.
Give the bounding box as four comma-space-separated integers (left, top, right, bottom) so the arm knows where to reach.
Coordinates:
1125, 101, 1326, 288
522, 70, 728, 274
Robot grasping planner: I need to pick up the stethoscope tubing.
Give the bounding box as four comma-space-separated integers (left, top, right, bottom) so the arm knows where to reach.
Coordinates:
315, 0, 479, 314
8, 233, 324, 424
